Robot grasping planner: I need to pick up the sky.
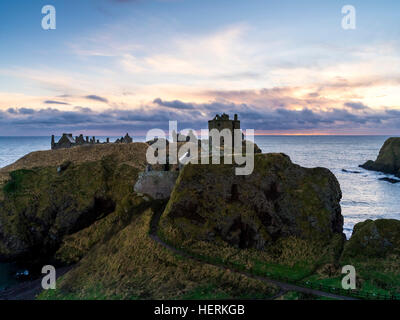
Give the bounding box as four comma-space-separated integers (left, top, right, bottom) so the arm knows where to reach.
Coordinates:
1, 0, 400, 135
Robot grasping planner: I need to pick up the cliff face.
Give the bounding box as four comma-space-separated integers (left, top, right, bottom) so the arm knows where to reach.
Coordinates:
0, 145, 147, 264
360, 138, 400, 176
161, 153, 344, 250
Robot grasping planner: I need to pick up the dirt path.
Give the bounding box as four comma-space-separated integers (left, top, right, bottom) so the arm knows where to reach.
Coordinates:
149, 211, 358, 301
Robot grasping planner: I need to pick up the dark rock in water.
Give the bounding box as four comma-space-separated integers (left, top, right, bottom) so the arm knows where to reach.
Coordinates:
360, 137, 400, 177
342, 219, 400, 259
379, 177, 400, 184
360, 160, 375, 170
161, 153, 344, 250
342, 169, 361, 174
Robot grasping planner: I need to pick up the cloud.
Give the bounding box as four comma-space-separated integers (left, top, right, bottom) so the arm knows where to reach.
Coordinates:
74, 106, 92, 113
0, 103, 204, 135
153, 98, 195, 110
44, 100, 70, 105
7, 108, 35, 115
85, 95, 109, 103
6, 108, 17, 114
1, 96, 400, 136
344, 102, 369, 110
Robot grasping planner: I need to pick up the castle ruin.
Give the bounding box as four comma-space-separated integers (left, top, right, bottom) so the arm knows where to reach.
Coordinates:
51, 133, 133, 150
208, 113, 241, 147
134, 114, 244, 200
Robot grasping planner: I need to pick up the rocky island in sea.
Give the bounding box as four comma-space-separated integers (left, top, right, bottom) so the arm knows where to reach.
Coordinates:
360, 137, 400, 177
0, 119, 399, 300
359, 137, 400, 184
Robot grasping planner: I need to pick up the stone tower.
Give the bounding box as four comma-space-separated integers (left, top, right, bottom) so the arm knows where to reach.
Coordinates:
208, 113, 241, 147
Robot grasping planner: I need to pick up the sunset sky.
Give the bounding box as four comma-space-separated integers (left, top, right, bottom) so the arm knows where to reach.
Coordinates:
1, 0, 400, 135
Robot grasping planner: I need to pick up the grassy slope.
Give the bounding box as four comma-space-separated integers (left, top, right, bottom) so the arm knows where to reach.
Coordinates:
159, 215, 344, 282
160, 213, 400, 298
38, 201, 279, 300
159, 222, 400, 298
299, 220, 400, 298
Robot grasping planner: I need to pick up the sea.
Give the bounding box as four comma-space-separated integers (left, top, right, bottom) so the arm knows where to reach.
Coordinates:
0, 135, 399, 289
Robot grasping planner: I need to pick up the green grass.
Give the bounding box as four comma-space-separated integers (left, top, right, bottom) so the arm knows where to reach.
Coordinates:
2, 169, 35, 195
301, 269, 400, 300
157, 229, 400, 300
302, 274, 342, 288
38, 207, 279, 300
251, 260, 313, 282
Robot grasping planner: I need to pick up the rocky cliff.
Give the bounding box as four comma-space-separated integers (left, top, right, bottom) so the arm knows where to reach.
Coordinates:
0, 143, 149, 264
161, 153, 344, 250
360, 138, 400, 177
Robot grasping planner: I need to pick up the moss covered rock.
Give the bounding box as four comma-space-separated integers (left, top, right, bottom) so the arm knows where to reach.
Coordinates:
360, 138, 400, 176
0, 152, 143, 265
342, 219, 400, 260
161, 153, 344, 250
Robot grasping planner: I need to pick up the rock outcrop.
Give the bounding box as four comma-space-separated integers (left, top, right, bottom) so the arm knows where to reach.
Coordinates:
161, 153, 344, 250
342, 219, 400, 260
0, 147, 146, 265
360, 138, 400, 177
0, 143, 149, 186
